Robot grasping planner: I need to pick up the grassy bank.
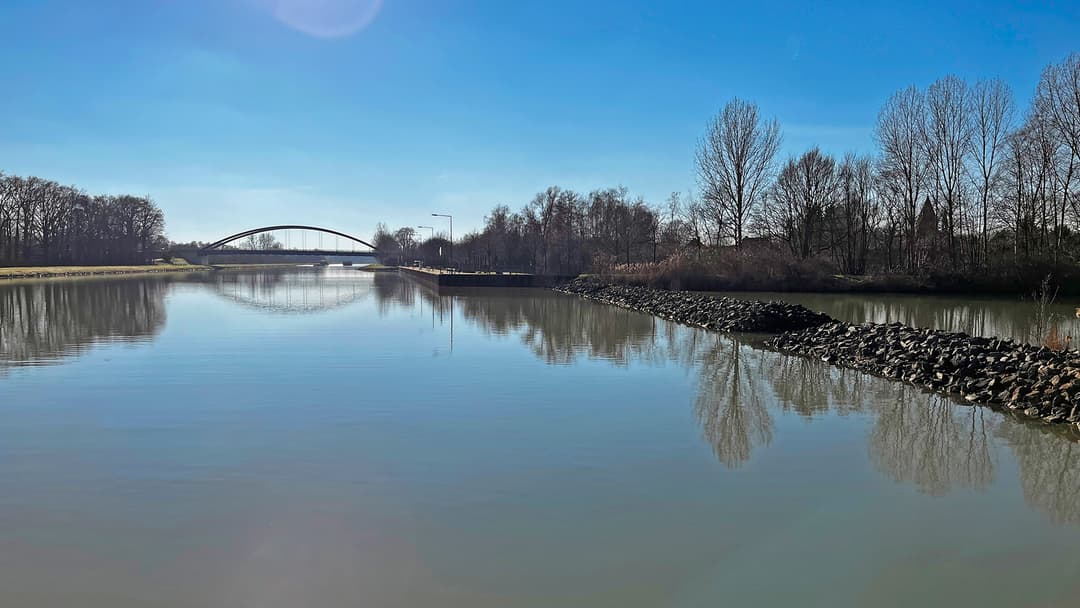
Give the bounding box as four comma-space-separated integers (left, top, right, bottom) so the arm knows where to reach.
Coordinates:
0, 263, 210, 280
0, 262, 315, 280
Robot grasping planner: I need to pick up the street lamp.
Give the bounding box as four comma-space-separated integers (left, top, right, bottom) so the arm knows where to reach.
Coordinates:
431, 213, 452, 268
416, 225, 434, 268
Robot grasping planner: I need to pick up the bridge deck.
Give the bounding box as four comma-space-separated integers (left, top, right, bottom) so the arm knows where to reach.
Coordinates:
198, 249, 377, 256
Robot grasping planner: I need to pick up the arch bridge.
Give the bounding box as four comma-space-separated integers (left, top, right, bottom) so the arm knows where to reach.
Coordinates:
196, 225, 379, 263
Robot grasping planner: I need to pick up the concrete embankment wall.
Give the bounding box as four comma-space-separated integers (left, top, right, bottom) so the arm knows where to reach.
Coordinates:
556, 277, 1080, 430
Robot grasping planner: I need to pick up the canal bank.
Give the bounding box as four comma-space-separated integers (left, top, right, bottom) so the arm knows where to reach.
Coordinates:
0, 264, 212, 280
557, 277, 1080, 431
0, 263, 320, 281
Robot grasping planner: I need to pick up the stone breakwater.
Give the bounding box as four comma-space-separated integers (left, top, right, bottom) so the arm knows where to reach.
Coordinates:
768, 321, 1080, 428
555, 277, 833, 333
556, 277, 1080, 429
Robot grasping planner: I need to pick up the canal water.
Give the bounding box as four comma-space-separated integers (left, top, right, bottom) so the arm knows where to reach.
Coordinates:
2, 269, 1079, 607
718, 290, 1080, 346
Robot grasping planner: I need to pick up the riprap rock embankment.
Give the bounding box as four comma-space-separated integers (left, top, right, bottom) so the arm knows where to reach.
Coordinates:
555, 277, 832, 333
556, 277, 1080, 429
767, 321, 1080, 427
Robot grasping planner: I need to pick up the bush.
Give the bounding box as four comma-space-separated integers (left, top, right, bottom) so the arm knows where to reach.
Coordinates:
598, 247, 839, 292
594, 246, 1080, 295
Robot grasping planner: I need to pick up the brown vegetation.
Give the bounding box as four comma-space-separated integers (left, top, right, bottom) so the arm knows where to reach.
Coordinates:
1044, 326, 1071, 351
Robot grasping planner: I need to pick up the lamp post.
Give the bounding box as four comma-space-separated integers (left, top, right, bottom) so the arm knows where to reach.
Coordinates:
417, 225, 434, 267
431, 213, 452, 269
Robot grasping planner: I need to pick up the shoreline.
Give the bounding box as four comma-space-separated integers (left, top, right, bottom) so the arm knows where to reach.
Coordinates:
594, 271, 1080, 297
556, 277, 1080, 432
0, 264, 212, 280
0, 263, 313, 281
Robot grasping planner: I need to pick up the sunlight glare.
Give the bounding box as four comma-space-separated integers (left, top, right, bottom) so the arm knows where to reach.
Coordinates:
260, 0, 384, 38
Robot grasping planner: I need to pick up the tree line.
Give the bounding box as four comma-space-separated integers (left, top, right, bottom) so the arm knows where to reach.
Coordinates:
375, 52, 1080, 281
374, 187, 690, 273
699, 53, 1080, 276
0, 171, 166, 266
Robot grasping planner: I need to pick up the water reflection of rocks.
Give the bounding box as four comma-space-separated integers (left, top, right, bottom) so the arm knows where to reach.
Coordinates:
0, 278, 168, 372
379, 278, 1080, 525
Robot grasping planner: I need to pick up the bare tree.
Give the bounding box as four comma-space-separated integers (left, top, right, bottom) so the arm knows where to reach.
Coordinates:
923, 75, 973, 266
255, 233, 280, 250
696, 98, 782, 247
969, 79, 1015, 261
371, 223, 402, 265
1036, 53, 1080, 162
0, 171, 166, 266
1001, 111, 1062, 260
686, 192, 721, 246
393, 227, 417, 263
1035, 53, 1080, 250
657, 192, 693, 257
831, 153, 878, 274
0, 173, 15, 263
876, 85, 930, 269
762, 147, 839, 259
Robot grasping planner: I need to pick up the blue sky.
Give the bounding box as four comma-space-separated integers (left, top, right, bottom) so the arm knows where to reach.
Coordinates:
2, 0, 1078, 242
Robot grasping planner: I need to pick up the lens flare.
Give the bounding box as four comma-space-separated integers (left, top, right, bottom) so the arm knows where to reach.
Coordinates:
260, 0, 384, 38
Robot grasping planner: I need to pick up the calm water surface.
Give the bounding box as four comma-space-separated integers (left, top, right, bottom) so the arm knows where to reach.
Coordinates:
2, 269, 1080, 607
719, 290, 1080, 345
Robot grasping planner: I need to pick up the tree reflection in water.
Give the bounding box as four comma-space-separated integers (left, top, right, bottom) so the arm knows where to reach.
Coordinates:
692, 335, 773, 467
870, 390, 996, 496
3, 272, 1080, 523
378, 276, 665, 366
757, 351, 997, 494
759, 352, 867, 417
378, 276, 1080, 523
0, 277, 169, 373
998, 422, 1080, 525
371, 273, 430, 317
0, 270, 374, 374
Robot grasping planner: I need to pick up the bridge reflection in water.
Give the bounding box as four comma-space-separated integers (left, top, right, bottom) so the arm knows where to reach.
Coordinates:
207, 269, 374, 314
2, 269, 1079, 525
